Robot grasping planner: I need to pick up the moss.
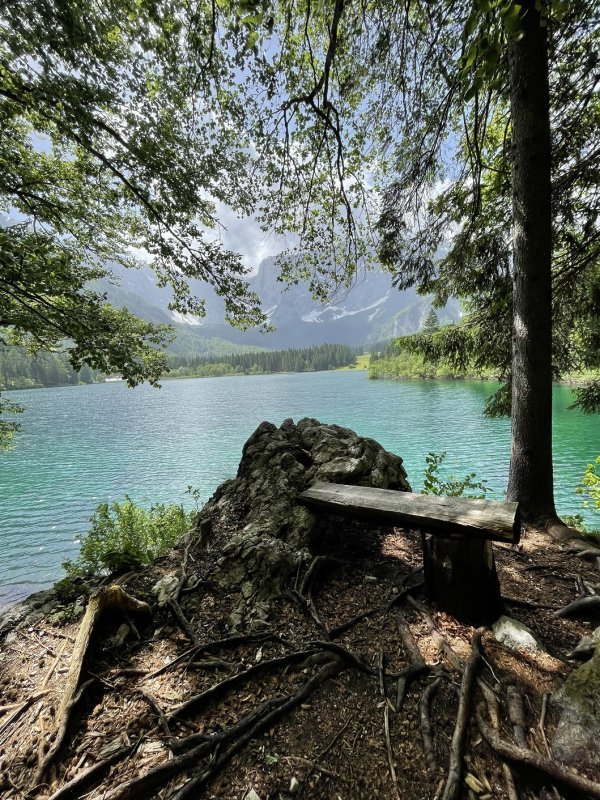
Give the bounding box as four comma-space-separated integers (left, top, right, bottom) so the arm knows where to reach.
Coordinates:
559, 648, 600, 717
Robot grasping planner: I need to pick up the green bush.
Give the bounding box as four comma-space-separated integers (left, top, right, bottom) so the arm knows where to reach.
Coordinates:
422, 451, 491, 498
63, 497, 193, 577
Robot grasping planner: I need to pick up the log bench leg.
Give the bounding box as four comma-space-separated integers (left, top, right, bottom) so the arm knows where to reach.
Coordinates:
421, 534, 503, 625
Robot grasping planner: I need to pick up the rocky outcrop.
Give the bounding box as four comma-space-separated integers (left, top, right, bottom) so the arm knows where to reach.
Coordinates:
194, 417, 410, 627
552, 635, 600, 769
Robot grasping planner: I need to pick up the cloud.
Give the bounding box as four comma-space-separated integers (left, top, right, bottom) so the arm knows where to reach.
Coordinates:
208, 203, 290, 275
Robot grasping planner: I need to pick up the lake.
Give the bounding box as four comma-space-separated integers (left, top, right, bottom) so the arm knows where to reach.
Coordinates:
1, 371, 598, 608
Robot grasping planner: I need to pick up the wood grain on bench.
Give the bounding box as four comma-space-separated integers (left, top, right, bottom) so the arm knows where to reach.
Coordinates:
298, 482, 520, 544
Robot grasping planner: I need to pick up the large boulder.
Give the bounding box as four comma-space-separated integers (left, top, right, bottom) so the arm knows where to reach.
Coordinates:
194, 418, 410, 627
552, 639, 600, 769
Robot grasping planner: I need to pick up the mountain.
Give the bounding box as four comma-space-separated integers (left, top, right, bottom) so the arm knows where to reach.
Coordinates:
98, 257, 461, 352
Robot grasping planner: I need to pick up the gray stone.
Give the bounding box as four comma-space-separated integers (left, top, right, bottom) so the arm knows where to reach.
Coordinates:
194, 418, 410, 628
152, 574, 179, 607
552, 646, 600, 768
492, 615, 545, 652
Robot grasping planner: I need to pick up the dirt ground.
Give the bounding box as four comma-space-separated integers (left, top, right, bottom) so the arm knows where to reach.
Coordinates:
0, 518, 599, 800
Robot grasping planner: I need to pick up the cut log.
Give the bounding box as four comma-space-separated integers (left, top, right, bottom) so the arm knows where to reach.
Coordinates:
299, 483, 520, 543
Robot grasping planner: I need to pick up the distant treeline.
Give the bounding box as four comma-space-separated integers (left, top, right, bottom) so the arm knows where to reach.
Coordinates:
165, 343, 358, 377
0, 342, 358, 389
0, 346, 102, 390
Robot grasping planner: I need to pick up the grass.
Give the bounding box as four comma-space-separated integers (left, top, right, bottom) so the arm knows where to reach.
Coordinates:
336, 353, 370, 371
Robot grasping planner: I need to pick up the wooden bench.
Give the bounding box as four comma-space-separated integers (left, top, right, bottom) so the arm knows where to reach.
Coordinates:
299, 482, 521, 624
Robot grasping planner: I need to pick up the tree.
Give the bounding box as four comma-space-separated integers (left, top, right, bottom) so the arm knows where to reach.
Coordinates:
240, 0, 598, 524
0, 0, 268, 446
422, 309, 440, 335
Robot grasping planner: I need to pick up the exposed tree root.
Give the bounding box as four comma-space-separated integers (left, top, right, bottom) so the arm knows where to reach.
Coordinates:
300, 555, 345, 597
101, 660, 346, 800
441, 629, 482, 800
395, 611, 430, 712
171, 660, 345, 800
506, 685, 527, 748
169, 648, 320, 720
419, 677, 443, 775
290, 588, 329, 639
328, 607, 380, 638
554, 595, 600, 619
47, 742, 138, 800
141, 630, 292, 682
167, 599, 199, 645
478, 680, 519, 800
34, 585, 151, 786
477, 708, 600, 798
503, 595, 562, 611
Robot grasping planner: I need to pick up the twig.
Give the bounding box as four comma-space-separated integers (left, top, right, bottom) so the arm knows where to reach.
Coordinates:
477, 708, 600, 798
538, 693, 552, 758
419, 677, 443, 774
384, 702, 401, 800
441, 629, 483, 800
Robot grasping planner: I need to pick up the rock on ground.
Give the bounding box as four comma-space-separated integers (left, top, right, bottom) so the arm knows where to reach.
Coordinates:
194, 417, 410, 627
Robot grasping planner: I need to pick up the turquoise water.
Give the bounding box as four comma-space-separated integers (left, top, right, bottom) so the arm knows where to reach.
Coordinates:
1, 371, 598, 607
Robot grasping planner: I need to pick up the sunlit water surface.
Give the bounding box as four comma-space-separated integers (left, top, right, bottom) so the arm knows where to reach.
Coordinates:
1, 371, 598, 608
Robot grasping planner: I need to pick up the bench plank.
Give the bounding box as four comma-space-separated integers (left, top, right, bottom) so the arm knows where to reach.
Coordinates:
299, 482, 520, 544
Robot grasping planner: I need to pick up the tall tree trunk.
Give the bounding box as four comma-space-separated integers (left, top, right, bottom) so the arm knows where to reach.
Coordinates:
506, 0, 557, 523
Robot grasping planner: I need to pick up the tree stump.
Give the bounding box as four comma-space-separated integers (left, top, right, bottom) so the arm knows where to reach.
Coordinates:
421, 533, 503, 625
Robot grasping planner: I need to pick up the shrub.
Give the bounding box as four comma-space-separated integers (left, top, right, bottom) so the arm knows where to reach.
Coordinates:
422, 451, 491, 498
63, 496, 193, 577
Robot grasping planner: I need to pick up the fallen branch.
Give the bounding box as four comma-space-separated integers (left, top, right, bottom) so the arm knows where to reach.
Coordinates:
34, 585, 151, 785
0, 690, 50, 739
477, 708, 600, 798
419, 677, 443, 774
441, 629, 483, 800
